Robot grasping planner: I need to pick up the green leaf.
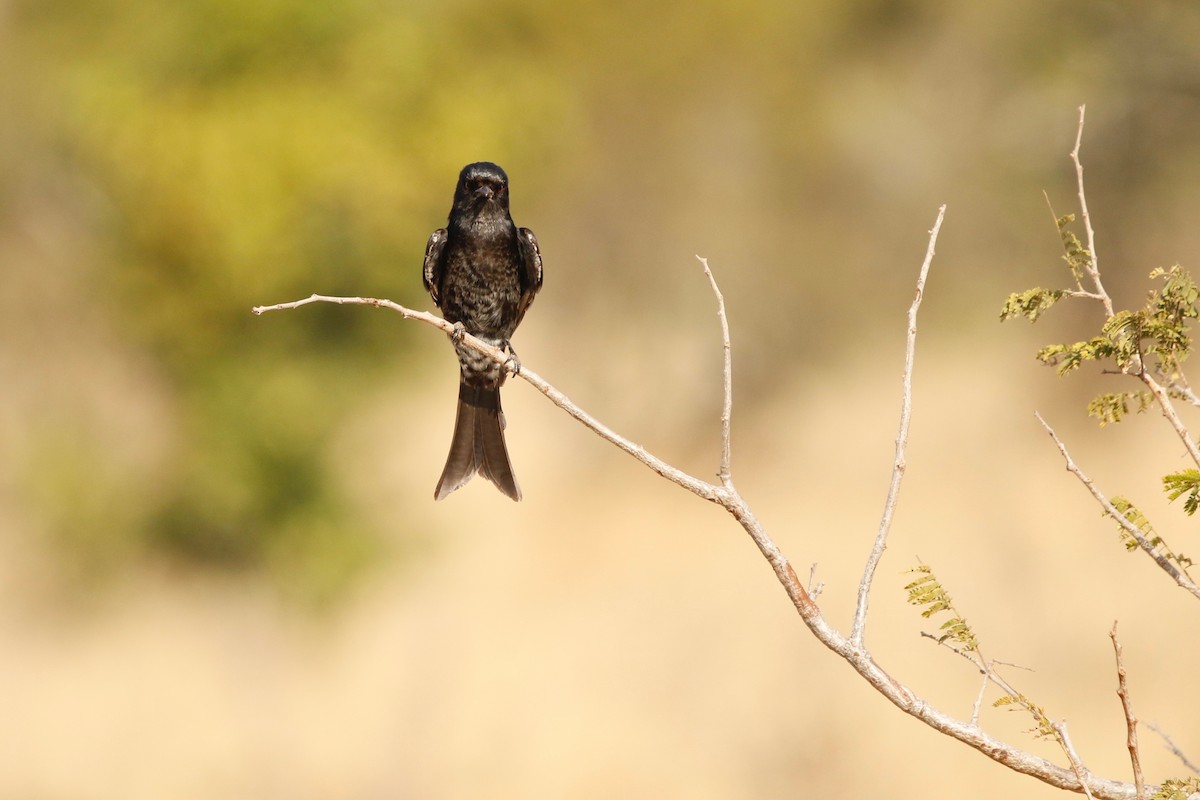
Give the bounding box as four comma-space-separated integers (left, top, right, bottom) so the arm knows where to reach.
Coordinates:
993, 692, 1057, 741
1035, 337, 1115, 375
1163, 469, 1200, 516
1086, 391, 1153, 426
1000, 288, 1066, 323
1056, 214, 1093, 280
1151, 778, 1200, 800
904, 565, 979, 652
1110, 497, 1193, 572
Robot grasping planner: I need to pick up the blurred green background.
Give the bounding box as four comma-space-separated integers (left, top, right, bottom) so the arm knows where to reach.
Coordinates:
2, 1, 1199, 798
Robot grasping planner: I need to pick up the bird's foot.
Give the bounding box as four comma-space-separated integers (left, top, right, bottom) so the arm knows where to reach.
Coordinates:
449, 321, 467, 344
501, 340, 522, 376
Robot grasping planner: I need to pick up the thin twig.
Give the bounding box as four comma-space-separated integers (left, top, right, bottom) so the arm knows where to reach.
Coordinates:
1165, 376, 1200, 409
1147, 722, 1200, 775
808, 563, 824, 599
971, 665, 989, 727
254, 293, 440, 321
1110, 622, 1146, 800
920, 632, 1030, 724
1035, 413, 1200, 599
1070, 105, 1114, 318
1136, 372, 1200, 470
697, 256, 734, 487
852, 204, 946, 647
1053, 720, 1097, 800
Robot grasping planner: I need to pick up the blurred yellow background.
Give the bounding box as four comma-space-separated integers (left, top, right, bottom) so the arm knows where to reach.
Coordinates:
2, 0, 1199, 797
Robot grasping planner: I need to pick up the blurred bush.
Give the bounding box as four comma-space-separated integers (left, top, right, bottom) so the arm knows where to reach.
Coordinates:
3, 0, 1200, 602
1, 0, 579, 601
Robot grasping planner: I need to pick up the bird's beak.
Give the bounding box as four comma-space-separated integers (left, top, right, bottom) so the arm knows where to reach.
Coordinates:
474, 185, 495, 200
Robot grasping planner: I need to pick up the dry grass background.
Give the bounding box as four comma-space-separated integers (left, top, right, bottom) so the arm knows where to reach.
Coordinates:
1, 322, 1195, 798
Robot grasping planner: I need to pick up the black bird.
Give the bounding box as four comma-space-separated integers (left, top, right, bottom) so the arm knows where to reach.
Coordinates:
422, 162, 543, 501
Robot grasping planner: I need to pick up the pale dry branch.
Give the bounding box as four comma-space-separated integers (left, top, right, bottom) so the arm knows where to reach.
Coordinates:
807, 563, 824, 599
1167, 378, 1200, 409
696, 256, 734, 487
254, 207, 1148, 799
1036, 412, 1200, 600
1054, 720, 1098, 800
1110, 622, 1146, 800
1070, 105, 1114, 318
852, 204, 946, 647
971, 667, 989, 727
1135, 373, 1200, 470
1146, 722, 1200, 775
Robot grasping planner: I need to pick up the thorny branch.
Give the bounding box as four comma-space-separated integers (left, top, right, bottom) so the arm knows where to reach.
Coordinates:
1110, 623, 1146, 800
255, 201, 1148, 799
696, 256, 734, 487
1070, 105, 1114, 319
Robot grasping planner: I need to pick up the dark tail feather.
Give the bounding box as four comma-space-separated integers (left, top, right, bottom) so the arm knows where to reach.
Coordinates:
434, 383, 521, 501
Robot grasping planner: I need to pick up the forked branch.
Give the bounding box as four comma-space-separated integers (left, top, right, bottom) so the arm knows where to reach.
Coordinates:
254, 202, 1142, 798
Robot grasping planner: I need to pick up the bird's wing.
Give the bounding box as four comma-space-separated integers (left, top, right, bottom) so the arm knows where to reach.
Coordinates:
517, 227, 543, 296
422, 228, 448, 306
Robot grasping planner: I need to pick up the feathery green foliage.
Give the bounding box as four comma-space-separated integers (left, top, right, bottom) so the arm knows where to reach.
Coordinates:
1110, 497, 1193, 571
1000, 288, 1066, 323
1162, 469, 1200, 516
1055, 213, 1092, 283
1034, 336, 1117, 376
1004, 213, 1198, 388
903, 565, 980, 653
992, 694, 1058, 741
1151, 778, 1200, 800
906, 568, 1069, 749
1085, 391, 1154, 426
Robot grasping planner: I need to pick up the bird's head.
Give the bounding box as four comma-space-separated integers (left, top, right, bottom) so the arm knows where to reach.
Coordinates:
452, 161, 511, 220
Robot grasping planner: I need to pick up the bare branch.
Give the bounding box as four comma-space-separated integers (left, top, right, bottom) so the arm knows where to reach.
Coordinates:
807, 563, 824, 599
1135, 372, 1200, 470
1035, 413, 1200, 599
1165, 376, 1200, 409
971, 666, 989, 727
1110, 622, 1146, 800
1070, 105, 1115, 318
1147, 722, 1200, 775
696, 256, 734, 487
852, 204, 946, 647
253, 293, 443, 322
1064, 290, 1109, 302
1053, 720, 1098, 800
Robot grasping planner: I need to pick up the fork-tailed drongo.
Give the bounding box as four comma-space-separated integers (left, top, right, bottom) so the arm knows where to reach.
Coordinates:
422, 162, 543, 501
